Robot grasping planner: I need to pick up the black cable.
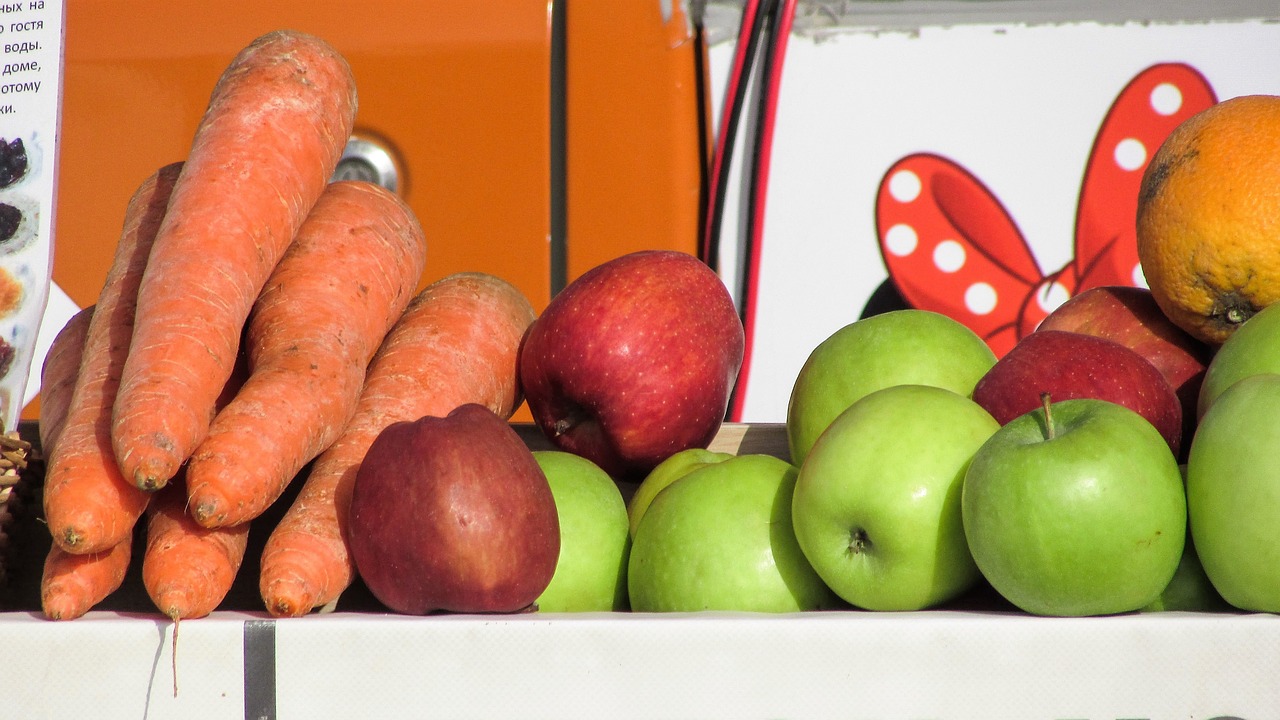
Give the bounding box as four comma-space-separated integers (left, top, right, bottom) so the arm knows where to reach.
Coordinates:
702, 0, 772, 273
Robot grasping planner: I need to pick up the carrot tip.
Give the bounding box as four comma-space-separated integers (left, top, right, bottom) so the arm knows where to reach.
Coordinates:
263, 580, 314, 618
42, 607, 70, 621
270, 600, 298, 618
136, 473, 167, 493
191, 501, 224, 527
41, 600, 88, 621
58, 528, 82, 550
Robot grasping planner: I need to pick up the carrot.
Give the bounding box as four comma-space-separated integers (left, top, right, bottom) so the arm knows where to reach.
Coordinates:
37, 304, 95, 455
36, 305, 132, 622
43, 163, 183, 555
142, 477, 250, 621
258, 272, 536, 617
112, 29, 357, 493
40, 533, 132, 621
185, 180, 426, 528
143, 476, 251, 698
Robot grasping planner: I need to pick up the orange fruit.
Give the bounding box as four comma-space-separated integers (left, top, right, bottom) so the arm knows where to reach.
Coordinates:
1136, 94, 1280, 345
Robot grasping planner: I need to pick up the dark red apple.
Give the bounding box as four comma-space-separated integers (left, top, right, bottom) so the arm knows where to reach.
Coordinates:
1036, 285, 1212, 444
519, 250, 744, 480
347, 403, 560, 615
972, 330, 1183, 457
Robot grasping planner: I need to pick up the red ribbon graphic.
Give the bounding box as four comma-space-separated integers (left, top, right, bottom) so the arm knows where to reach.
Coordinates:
875, 63, 1217, 356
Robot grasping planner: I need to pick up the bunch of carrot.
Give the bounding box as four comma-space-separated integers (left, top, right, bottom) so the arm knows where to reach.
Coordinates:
36, 29, 537, 622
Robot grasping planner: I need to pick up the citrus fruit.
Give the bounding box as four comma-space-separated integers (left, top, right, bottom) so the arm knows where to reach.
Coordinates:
1136, 94, 1280, 345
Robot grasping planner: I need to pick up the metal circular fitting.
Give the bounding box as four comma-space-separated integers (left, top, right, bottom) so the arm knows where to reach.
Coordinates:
332, 135, 402, 195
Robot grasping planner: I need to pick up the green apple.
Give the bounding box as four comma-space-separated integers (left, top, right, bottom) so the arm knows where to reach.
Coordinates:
963, 397, 1186, 616
1198, 302, 1280, 419
1141, 465, 1230, 613
627, 447, 735, 538
1186, 372, 1280, 613
792, 384, 999, 611
1140, 535, 1231, 612
786, 309, 996, 465
532, 451, 631, 612
628, 454, 841, 613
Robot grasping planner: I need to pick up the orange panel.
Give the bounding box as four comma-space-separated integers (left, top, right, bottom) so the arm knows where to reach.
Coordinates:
563, 0, 706, 285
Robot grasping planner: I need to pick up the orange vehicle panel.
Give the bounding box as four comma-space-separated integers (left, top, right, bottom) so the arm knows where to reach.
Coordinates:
564, 1, 706, 285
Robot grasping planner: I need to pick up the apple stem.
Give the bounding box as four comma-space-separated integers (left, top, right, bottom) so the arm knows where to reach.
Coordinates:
1041, 392, 1055, 440
551, 406, 590, 438
847, 528, 871, 555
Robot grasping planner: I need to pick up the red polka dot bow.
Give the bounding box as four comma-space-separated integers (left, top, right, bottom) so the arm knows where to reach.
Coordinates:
875, 63, 1217, 357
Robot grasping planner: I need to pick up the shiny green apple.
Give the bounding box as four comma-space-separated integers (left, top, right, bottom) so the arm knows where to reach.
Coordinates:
963, 397, 1186, 616
628, 454, 840, 613
786, 309, 995, 464
792, 384, 999, 611
627, 447, 735, 538
533, 451, 630, 612
1187, 373, 1280, 612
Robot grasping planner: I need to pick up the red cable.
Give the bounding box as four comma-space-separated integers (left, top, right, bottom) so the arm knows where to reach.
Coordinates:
701, 0, 764, 265
729, 0, 797, 422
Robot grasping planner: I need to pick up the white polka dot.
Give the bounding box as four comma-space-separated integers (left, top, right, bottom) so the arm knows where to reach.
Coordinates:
1133, 263, 1149, 289
1150, 83, 1183, 116
965, 283, 998, 316
1036, 281, 1070, 314
889, 170, 922, 203
884, 224, 918, 256
933, 239, 966, 273
1114, 138, 1147, 171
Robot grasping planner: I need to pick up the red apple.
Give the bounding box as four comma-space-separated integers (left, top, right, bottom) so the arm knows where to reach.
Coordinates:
519, 250, 744, 480
972, 330, 1183, 457
347, 403, 561, 615
1036, 285, 1212, 444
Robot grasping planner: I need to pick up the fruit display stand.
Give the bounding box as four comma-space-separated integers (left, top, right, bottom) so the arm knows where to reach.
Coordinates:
2, 422, 1278, 719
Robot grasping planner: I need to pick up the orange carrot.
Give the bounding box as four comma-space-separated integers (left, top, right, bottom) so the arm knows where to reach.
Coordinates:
142, 475, 247, 698
112, 30, 357, 493
142, 477, 249, 621
36, 307, 123, 622
43, 163, 183, 554
40, 533, 132, 621
37, 304, 95, 456
258, 272, 536, 617
185, 180, 426, 528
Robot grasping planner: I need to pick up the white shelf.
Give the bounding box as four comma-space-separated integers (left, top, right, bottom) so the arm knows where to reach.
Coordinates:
2, 608, 1276, 719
